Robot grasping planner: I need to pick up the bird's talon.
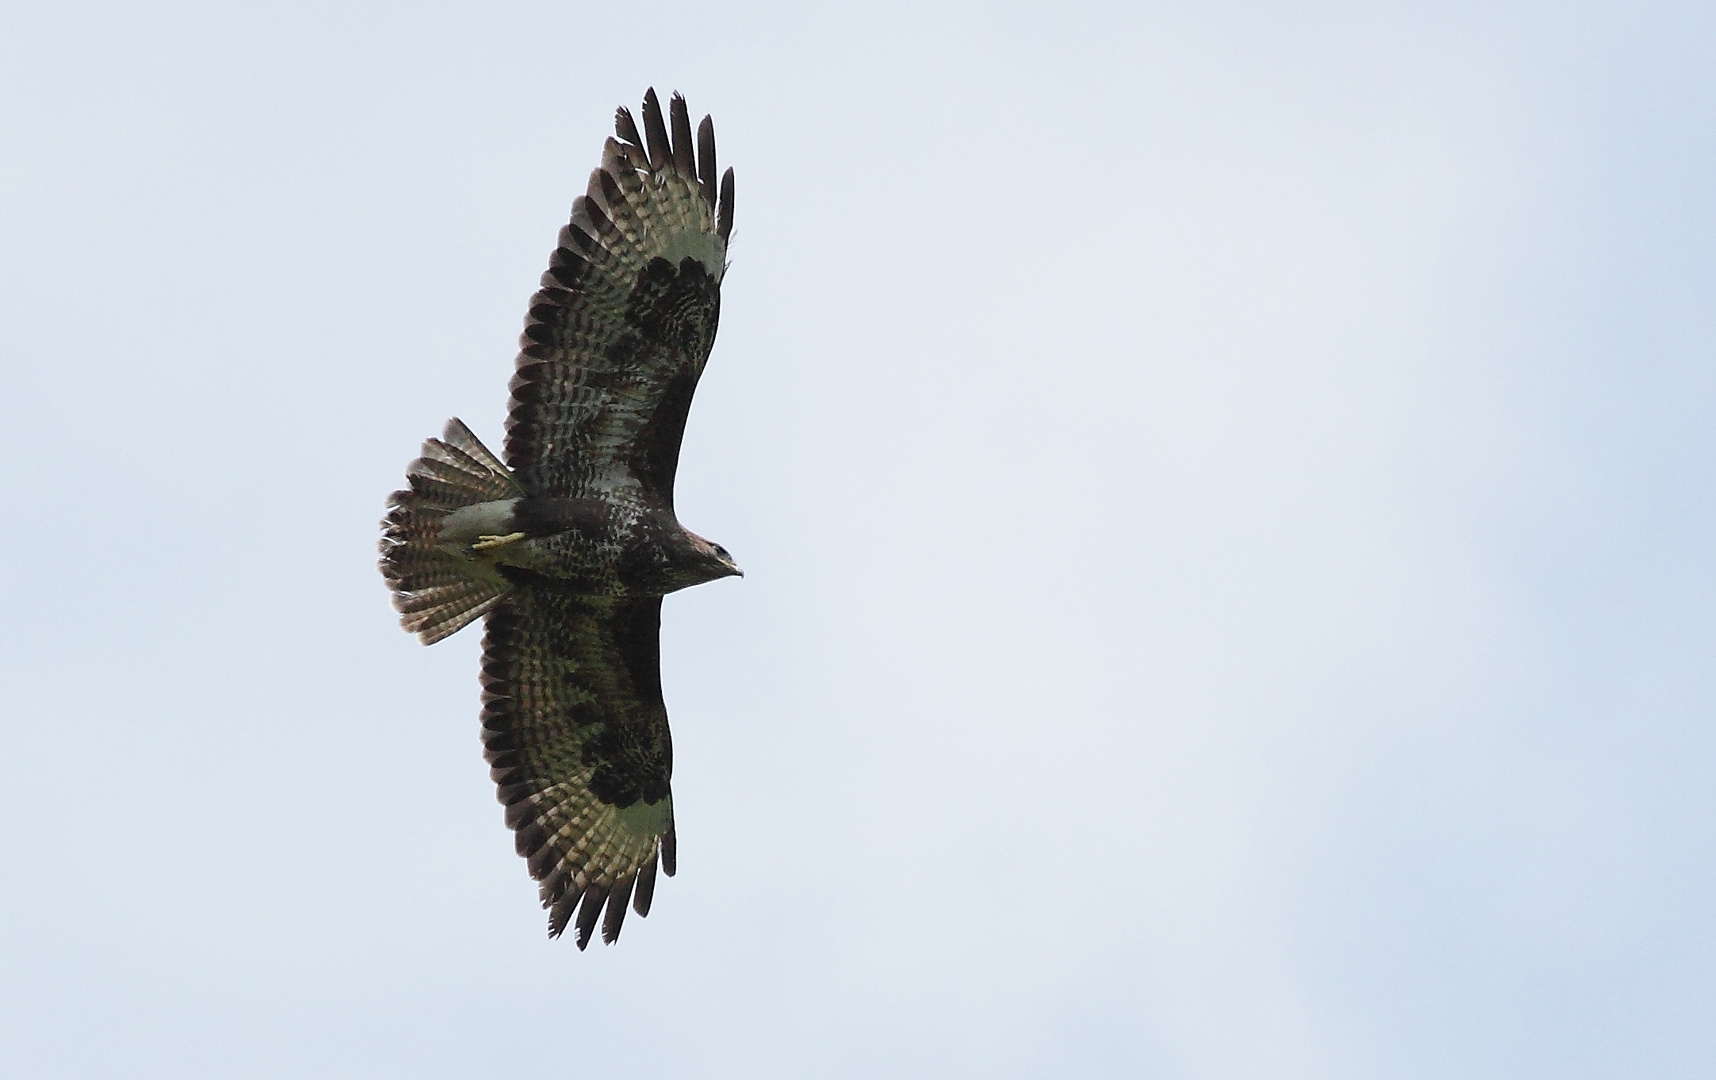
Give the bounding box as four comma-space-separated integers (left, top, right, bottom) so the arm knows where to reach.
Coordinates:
472, 531, 527, 551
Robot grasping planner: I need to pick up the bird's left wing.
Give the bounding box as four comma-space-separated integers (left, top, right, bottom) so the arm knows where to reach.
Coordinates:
481, 586, 676, 946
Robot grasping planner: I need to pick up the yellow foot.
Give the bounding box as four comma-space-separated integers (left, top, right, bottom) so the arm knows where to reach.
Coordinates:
471, 531, 527, 552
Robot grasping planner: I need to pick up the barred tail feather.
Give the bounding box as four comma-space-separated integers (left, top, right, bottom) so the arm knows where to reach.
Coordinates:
380, 419, 521, 645
390, 572, 510, 646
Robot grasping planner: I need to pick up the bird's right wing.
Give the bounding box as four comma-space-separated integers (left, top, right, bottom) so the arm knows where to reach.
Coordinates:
505, 88, 735, 512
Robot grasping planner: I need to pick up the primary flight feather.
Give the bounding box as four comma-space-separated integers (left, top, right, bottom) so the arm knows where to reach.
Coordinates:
379, 89, 739, 948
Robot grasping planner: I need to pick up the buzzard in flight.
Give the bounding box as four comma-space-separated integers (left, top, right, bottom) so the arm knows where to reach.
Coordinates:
379, 89, 739, 948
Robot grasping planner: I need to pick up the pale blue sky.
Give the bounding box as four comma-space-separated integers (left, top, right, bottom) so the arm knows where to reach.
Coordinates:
2, 2, 1713, 1077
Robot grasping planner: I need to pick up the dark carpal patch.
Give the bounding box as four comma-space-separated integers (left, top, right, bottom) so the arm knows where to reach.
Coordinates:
623, 257, 720, 501
632, 371, 698, 503
626, 256, 721, 358
580, 599, 672, 808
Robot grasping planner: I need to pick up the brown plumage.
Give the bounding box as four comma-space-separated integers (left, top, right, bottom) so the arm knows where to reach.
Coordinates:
378, 89, 739, 947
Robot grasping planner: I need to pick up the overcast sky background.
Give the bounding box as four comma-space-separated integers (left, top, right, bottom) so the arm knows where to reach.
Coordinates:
2, 2, 1713, 1077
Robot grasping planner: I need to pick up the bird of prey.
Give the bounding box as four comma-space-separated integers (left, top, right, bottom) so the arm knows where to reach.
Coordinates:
379, 89, 739, 948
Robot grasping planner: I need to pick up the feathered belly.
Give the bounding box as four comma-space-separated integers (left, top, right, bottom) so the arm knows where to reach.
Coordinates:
501, 530, 633, 594
446, 495, 692, 597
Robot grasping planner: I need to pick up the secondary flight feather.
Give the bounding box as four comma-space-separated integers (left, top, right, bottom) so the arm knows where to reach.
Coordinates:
379, 89, 739, 948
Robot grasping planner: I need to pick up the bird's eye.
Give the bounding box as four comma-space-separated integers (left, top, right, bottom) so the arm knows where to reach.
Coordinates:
714, 545, 730, 559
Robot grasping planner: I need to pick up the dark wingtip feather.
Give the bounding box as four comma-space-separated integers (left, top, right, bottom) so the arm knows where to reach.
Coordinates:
717, 167, 735, 242
633, 852, 659, 916
696, 115, 717, 210
614, 105, 643, 151
601, 874, 636, 944
640, 88, 671, 170
661, 822, 677, 877
574, 882, 606, 949
547, 889, 578, 939
668, 92, 696, 178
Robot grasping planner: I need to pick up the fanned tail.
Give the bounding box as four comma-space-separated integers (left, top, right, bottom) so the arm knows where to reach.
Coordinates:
380, 419, 522, 644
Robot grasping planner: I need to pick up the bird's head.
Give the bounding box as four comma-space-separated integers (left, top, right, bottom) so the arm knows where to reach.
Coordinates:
687, 532, 743, 582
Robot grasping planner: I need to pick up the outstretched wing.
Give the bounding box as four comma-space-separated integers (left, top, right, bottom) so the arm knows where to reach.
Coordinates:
481, 584, 677, 946
507, 88, 735, 511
